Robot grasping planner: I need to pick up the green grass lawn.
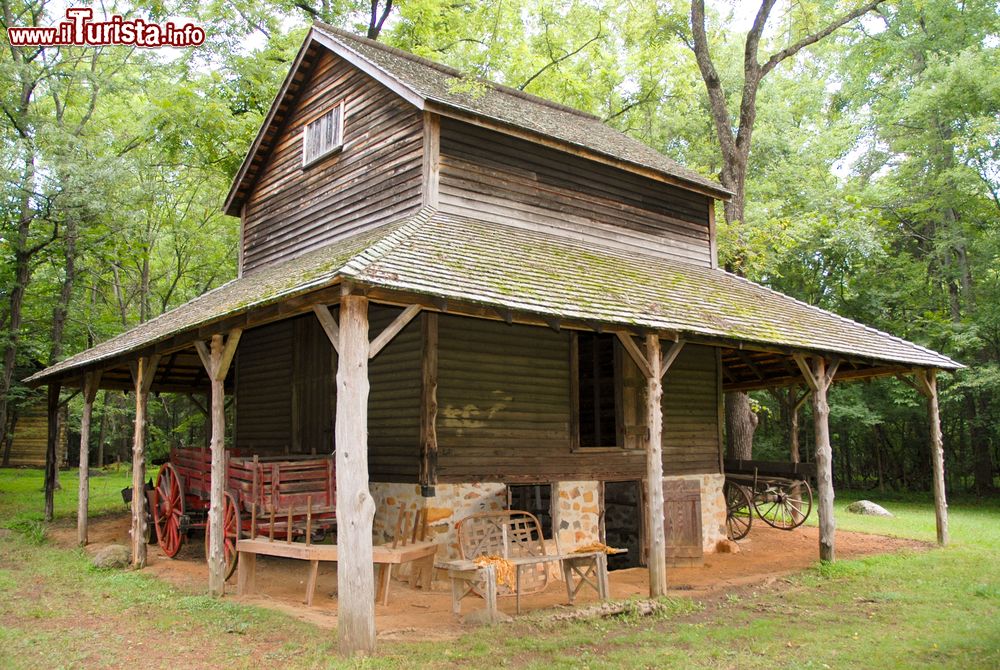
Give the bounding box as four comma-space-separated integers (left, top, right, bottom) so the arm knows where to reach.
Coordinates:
1, 469, 998, 669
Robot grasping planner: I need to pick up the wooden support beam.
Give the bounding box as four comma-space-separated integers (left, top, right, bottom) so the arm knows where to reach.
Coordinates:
660, 340, 685, 379
644, 335, 667, 596
736, 350, 766, 381
196, 329, 242, 596
493, 306, 514, 325
44, 383, 61, 523
77, 371, 101, 546
369, 304, 421, 359
335, 293, 376, 655
418, 313, 439, 497
616, 333, 653, 380
129, 354, 159, 569
912, 368, 949, 545
794, 354, 840, 562
421, 112, 440, 208
544, 317, 561, 333
312, 304, 340, 354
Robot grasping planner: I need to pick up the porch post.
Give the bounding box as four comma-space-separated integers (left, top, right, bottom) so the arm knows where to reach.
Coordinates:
914, 368, 948, 545
795, 355, 839, 562
44, 382, 61, 522
77, 371, 101, 545
644, 335, 667, 596
130, 355, 159, 568
336, 293, 376, 655
195, 330, 241, 595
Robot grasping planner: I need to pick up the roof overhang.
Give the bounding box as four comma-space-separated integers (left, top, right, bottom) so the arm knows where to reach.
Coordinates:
27, 210, 960, 395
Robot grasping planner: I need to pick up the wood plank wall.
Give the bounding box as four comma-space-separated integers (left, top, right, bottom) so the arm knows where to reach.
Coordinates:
233, 306, 422, 478
4, 404, 67, 468
235, 312, 720, 482
368, 306, 422, 481
241, 52, 425, 274
234, 320, 294, 453
437, 118, 714, 267
435, 316, 721, 483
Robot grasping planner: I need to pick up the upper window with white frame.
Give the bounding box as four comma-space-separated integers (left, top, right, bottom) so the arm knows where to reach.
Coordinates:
302, 102, 345, 167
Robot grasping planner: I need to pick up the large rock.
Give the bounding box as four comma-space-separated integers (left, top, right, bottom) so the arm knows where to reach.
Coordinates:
846, 500, 893, 517
93, 544, 131, 569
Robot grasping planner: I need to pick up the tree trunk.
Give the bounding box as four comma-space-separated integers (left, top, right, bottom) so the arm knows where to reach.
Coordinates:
725, 391, 758, 459
44, 383, 61, 522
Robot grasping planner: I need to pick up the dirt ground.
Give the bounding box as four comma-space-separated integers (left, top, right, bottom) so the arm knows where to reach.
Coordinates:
50, 514, 927, 642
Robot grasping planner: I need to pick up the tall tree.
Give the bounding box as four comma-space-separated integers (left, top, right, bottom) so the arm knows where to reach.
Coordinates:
684, 0, 884, 459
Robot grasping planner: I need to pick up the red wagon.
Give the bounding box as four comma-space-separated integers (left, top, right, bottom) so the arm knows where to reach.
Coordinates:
151, 446, 336, 578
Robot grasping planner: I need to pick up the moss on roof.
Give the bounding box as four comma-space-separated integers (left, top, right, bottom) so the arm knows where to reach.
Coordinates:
27, 208, 958, 386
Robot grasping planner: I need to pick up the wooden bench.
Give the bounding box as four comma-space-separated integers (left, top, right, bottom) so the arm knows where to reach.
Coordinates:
437, 510, 611, 620
236, 538, 437, 606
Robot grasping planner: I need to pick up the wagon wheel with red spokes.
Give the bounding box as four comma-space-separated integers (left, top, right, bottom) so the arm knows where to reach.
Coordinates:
153, 463, 185, 558
205, 491, 241, 580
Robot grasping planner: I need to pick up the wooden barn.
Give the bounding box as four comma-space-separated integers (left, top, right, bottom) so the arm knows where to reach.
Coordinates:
27, 24, 959, 654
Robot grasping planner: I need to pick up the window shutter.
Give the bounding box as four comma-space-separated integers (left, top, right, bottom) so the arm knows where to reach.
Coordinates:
303, 102, 344, 166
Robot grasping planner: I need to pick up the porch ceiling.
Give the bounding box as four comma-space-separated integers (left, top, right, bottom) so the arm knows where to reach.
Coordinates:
25, 207, 959, 390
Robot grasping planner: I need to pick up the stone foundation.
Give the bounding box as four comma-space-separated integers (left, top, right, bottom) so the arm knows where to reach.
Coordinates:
370, 481, 507, 561
369, 471, 727, 578
553, 480, 602, 551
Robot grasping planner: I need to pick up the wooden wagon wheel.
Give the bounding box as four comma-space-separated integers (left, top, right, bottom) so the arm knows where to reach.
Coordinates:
724, 479, 753, 541
153, 463, 185, 558
754, 478, 813, 530
205, 491, 241, 580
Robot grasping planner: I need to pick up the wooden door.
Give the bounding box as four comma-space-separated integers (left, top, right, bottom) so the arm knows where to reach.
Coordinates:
663, 479, 703, 567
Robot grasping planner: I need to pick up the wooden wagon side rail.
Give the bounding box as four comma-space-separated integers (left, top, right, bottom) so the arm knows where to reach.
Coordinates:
724, 458, 817, 479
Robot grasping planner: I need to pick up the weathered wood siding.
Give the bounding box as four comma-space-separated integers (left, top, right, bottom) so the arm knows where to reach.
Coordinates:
233, 307, 422, 477
4, 403, 67, 468
368, 306, 422, 481
241, 52, 425, 274
437, 119, 713, 266
235, 320, 293, 454
662, 344, 722, 475
436, 317, 721, 482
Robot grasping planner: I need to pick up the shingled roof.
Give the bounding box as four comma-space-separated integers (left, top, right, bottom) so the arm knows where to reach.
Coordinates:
224, 24, 729, 216
26, 208, 959, 387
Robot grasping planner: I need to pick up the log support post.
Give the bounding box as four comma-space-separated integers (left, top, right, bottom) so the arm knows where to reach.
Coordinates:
77, 371, 102, 545
335, 292, 376, 655
617, 333, 684, 597
195, 329, 242, 595
419, 312, 438, 497
129, 354, 160, 568
913, 368, 948, 545
795, 354, 840, 562
44, 382, 61, 522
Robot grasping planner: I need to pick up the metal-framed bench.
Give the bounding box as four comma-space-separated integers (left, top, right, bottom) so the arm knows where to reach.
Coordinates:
437, 510, 610, 620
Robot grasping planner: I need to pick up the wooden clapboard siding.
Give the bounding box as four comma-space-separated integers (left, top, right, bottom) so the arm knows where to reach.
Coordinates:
436, 317, 720, 482
437, 118, 713, 266
292, 315, 334, 454
663, 344, 722, 475
241, 52, 424, 274
4, 403, 67, 468
368, 305, 422, 481
235, 320, 294, 454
